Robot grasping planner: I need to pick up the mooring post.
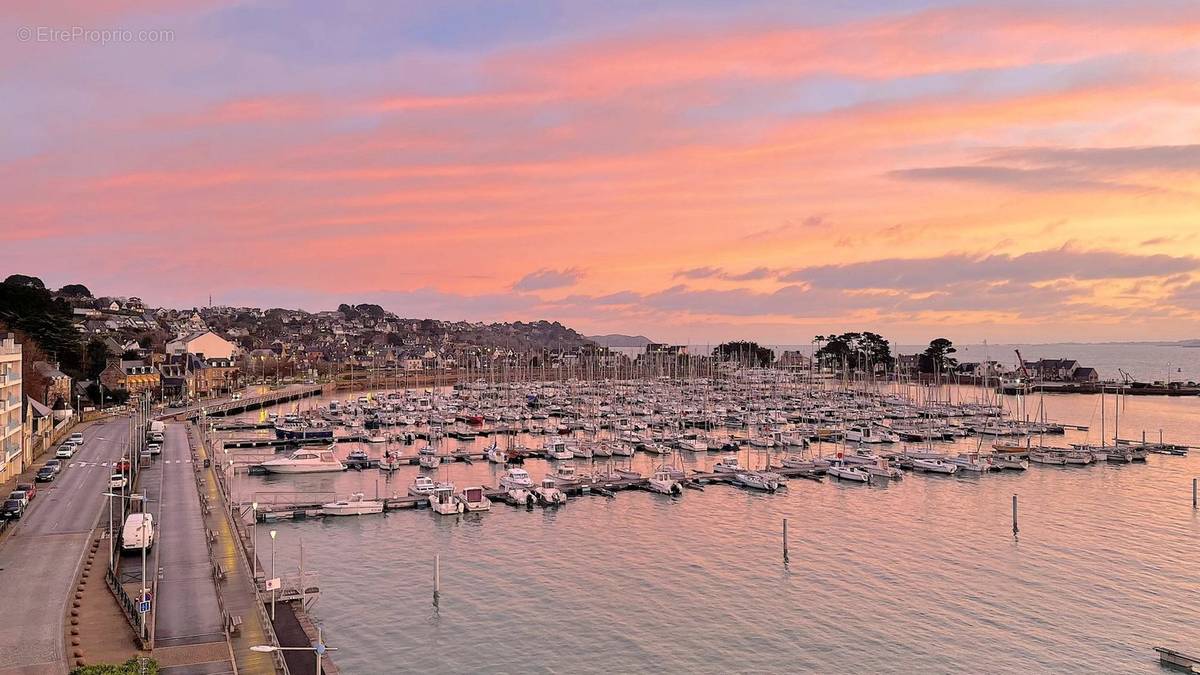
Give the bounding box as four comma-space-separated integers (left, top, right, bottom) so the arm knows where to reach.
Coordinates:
433, 554, 441, 607
1012, 494, 1019, 537
1193, 478, 1197, 510
783, 518, 789, 563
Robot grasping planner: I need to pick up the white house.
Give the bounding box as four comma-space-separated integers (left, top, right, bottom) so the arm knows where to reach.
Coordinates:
167, 330, 237, 360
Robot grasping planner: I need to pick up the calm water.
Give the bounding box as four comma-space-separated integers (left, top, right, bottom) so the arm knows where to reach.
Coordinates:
242, 392, 1200, 674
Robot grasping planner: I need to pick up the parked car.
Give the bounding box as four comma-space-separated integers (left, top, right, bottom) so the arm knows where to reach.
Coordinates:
68, 432, 84, 446
121, 513, 155, 551
149, 432, 164, 444
147, 443, 162, 456
7, 490, 29, 508
15, 483, 36, 500
109, 474, 128, 490
231, 392, 242, 401
1, 499, 24, 519
44, 459, 62, 474
115, 458, 131, 472
35, 466, 55, 482
55, 444, 75, 459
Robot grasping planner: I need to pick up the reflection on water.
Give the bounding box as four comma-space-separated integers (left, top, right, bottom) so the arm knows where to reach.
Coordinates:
244, 390, 1200, 673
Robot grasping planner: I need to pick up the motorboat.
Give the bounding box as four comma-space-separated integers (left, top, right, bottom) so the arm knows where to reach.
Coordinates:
1064, 450, 1094, 465
678, 438, 707, 453
712, 455, 745, 473
642, 442, 672, 455
648, 469, 682, 495
498, 468, 533, 490
828, 462, 872, 483
1029, 449, 1067, 465
615, 468, 642, 480
533, 477, 567, 505
910, 458, 958, 474
733, 471, 779, 491
408, 475, 437, 497
609, 442, 635, 457
347, 449, 370, 463
863, 457, 903, 481
261, 446, 345, 474
457, 486, 491, 512
992, 455, 1029, 470
554, 465, 579, 485
429, 484, 463, 515
323, 492, 384, 516
843, 425, 898, 444
273, 421, 334, 441
418, 452, 441, 469
506, 487, 535, 506
544, 440, 574, 460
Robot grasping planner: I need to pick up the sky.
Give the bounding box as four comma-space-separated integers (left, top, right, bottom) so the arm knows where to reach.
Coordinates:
3, 0, 1200, 344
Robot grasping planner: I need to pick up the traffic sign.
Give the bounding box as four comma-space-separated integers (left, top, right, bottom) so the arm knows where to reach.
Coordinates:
265, 577, 281, 591
138, 600, 151, 614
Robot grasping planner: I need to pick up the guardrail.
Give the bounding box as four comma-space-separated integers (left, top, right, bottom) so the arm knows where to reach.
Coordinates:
105, 566, 149, 649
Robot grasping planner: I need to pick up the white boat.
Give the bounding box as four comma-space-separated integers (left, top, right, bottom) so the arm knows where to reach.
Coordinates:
712, 455, 745, 473
609, 442, 635, 457
678, 438, 707, 453
507, 487, 535, 506
992, 455, 1029, 470
615, 468, 642, 480
1064, 450, 1094, 465
408, 475, 437, 497
949, 454, 993, 473
428, 484, 463, 515
863, 457, 903, 481
498, 468, 533, 490
418, 452, 441, 469
642, 442, 672, 455
828, 462, 872, 483
844, 425, 900, 444
322, 492, 384, 516
457, 486, 491, 512
591, 443, 613, 458
544, 440, 574, 460
648, 469, 682, 495
378, 452, 403, 472
485, 442, 507, 463
733, 471, 779, 491
261, 446, 345, 474
1029, 449, 1067, 465
911, 458, 958, 474
533, 477, 567, 505
554, 465, 579, 485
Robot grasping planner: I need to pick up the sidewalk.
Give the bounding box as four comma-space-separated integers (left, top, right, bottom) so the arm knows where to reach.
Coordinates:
192, 426, 278, 675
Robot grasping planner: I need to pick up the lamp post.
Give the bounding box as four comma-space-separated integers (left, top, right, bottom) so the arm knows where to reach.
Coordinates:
250, 625, 337, 675
251, 502, 258, 579
270, 529, 277, 620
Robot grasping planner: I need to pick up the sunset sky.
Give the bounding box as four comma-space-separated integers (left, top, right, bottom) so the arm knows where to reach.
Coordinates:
4, 0, 1200, 344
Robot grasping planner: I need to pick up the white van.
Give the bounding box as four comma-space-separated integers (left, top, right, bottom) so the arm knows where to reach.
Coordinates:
121, 513, 155, 551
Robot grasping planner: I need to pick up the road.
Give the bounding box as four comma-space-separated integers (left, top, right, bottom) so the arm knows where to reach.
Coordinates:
0, 417, 129, 675
152, 422, 224, 648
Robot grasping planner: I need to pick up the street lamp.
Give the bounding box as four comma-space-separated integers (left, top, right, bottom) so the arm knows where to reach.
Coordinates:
269, 529, 277, 620
251, 502, 258, 579
103, 491, 150, 638
250, 625, 337, 675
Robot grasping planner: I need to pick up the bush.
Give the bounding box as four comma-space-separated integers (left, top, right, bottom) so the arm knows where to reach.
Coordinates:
71, 657, 158, 674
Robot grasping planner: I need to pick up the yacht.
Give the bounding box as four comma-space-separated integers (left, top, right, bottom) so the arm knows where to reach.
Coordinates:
457, 486, 491, 512
273, 420, 334, 441
1029, 449, 1067, 465
378, 451, 403, 472
429, 484, 463, 515
648, 469, 682, 495
843, 425, 898, 444
261, 446, 345, 474
910, 457, 958, 474
506, 486, 535, 507
863, 457, 904, 481
949, 454, 993, 473
992, 455, 1029, 470
554, 465, 579, 485
418, 452, 441, 469
322, 492, 384, 516
408, 475, 437, 497
498, 468, 533, 490
534, 477, 567, 505
678, 438, 707, 453
609, 442, 635, 457
346, 449, 370, 463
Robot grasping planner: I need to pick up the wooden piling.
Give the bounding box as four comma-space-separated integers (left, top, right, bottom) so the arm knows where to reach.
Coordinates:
1012, 494, 1019, 537
433, 554, 440, 608
783, 518, 789, 563
1193, 478, 1197, 510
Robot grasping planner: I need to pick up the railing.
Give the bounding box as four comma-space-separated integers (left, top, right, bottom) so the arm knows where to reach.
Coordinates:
106, 566, 150, 649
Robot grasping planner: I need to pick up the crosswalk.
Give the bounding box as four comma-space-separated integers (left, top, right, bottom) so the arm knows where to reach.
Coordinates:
68, 459, 194, 468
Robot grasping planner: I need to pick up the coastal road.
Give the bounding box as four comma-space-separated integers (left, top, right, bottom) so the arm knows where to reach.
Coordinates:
152, 422, 224, 648
0, 417, 130, 675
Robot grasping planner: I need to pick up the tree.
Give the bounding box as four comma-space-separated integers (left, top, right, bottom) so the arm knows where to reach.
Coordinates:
814, 332, 894, 372
4, 274, 45, 289
57, 284, 93, 298
84, 338, 111, 380
919, 337, 957, 374
713, 341, 775, 367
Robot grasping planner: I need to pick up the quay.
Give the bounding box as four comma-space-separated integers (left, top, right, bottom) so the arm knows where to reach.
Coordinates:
1155, 646, 1200, 672
176, 384, 327, 421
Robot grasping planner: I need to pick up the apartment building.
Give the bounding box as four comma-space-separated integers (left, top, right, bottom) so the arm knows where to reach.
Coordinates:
0, 334, 23, 483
